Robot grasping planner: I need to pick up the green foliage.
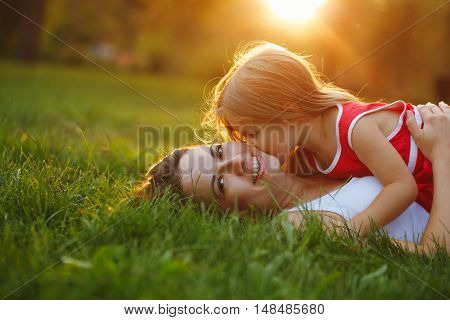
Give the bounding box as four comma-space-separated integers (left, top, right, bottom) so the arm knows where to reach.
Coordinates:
0, 62, 448, 299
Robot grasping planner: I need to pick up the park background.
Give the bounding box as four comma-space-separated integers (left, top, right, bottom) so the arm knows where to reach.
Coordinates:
0, 0, 449, 299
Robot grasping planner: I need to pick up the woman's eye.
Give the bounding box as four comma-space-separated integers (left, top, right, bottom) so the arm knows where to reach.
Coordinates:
217, 175, 225, 193
216, 144, 223, 159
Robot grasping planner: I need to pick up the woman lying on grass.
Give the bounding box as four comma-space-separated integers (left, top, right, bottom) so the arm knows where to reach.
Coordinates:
139, 103, 449, 255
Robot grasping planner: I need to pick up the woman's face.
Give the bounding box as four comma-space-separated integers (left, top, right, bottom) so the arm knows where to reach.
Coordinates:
226, 121, 306, 165
178, 142, 290, 210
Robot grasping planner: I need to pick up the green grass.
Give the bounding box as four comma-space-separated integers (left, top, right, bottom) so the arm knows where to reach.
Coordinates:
0, 62, 448, 299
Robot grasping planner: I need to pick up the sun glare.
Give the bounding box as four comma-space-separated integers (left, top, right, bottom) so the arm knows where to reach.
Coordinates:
264, 0, 327, 23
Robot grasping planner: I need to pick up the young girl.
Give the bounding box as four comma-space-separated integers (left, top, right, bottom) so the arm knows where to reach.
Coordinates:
205, 42, 436, 235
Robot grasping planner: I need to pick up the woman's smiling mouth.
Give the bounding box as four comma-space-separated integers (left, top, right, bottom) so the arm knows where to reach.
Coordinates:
252, 155, 264, 184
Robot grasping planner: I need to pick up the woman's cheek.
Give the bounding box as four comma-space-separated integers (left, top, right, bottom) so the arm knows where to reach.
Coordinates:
251, 136, 269, 155
224, 185, 248, 209
234, 189, 255, 210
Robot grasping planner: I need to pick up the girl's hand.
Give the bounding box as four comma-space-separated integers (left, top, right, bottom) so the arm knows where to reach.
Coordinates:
406, 101, 450, 162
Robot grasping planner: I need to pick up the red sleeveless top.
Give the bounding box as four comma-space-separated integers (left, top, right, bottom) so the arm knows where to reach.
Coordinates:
308, 100, 433, 212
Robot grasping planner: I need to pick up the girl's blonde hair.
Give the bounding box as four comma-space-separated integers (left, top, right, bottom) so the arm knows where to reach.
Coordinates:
203, 41, 360, 141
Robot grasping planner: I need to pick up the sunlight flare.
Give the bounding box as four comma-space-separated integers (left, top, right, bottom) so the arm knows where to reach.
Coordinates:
264, 0, 327, 23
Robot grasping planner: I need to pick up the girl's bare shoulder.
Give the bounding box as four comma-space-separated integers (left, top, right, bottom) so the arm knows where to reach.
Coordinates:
355, 108, 401, 138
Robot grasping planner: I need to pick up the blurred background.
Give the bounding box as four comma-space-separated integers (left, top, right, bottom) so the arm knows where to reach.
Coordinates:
0, 0, 449, 173
1, 0, 449, 101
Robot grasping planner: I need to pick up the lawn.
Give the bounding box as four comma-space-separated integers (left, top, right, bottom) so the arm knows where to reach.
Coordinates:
0, 62, 448, 299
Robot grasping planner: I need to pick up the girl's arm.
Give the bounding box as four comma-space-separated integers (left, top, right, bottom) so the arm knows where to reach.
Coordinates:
349, 116, 418, 236
288, 102, 449, 254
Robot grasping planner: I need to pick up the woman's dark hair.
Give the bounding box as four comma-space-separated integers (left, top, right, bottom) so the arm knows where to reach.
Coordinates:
137, 148, 190, 200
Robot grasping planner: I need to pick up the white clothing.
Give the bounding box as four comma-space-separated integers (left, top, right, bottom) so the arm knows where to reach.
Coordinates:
288, 176, 429, 243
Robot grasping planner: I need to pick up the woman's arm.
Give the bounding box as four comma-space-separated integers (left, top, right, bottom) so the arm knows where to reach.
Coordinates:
400, 102, 450, 254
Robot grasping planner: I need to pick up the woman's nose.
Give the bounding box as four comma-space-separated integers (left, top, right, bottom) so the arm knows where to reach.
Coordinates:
218, 156, 244, 176
244, 134, 254, 143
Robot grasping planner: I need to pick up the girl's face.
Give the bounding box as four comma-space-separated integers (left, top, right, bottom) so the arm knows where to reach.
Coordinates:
228, 121, 308, 165
178, 142, 290, 210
